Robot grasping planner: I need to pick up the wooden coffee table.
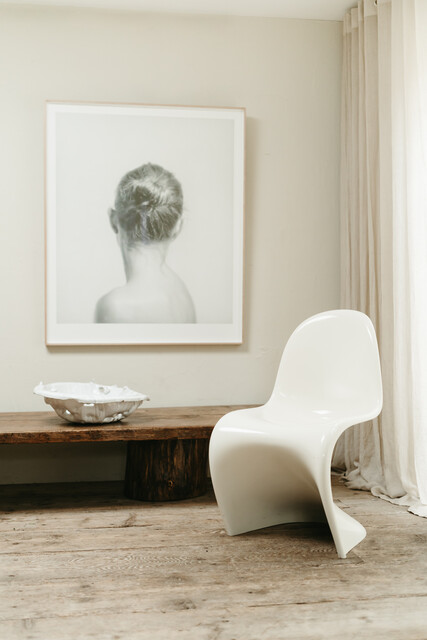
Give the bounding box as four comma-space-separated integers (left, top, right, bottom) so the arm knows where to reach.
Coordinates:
0, 405, 253, 501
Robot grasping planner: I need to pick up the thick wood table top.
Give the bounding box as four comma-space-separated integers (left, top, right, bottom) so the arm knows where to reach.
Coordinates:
0, 405, 254, 444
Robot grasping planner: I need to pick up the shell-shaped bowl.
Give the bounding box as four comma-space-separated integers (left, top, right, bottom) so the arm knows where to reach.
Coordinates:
34, 382, 149, 424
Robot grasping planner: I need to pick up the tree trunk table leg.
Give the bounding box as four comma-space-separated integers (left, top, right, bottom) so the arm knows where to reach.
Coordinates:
124, 438, 209, 501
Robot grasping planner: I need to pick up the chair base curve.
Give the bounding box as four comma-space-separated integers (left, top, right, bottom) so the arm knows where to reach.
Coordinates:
327, 502, 366, 559
210, 431, 367, 559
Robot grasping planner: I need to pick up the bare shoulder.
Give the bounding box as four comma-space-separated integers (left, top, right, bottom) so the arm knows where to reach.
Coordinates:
168, 275, 196, 323
95, 288, 131, 323
95, 276, 196, 324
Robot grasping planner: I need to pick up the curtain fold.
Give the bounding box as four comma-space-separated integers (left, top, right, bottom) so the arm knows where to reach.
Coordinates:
335, 0, 427, 516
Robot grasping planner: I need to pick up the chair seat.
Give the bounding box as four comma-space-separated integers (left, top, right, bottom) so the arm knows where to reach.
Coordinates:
214, 405, 355, 452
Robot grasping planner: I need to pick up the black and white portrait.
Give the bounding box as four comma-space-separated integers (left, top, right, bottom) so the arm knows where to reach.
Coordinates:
45, 102, 245, 345
95, 162, 196, 325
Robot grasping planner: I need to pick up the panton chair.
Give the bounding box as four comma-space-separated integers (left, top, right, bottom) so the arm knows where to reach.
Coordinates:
209, 310, 383, 558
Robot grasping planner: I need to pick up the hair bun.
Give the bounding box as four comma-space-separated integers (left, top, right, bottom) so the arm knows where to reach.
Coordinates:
115, 163, 183, 245
133, 186, 152, 208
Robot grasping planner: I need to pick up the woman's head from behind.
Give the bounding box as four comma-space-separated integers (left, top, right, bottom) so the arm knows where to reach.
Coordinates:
110, 163, 183, 247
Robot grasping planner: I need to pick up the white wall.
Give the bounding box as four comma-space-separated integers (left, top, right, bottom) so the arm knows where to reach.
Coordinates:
0, 5, 342, 483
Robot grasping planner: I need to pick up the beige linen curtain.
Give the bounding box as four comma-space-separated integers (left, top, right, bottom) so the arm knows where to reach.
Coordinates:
334, 0, 427, 516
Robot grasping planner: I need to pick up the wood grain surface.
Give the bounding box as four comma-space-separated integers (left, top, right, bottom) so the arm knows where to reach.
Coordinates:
0, 405, 254, 444
125, 439, 210, 501
1, 477, 427, 639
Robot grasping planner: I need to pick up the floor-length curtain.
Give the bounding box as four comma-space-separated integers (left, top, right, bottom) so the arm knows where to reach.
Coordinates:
334, 0, 427, 516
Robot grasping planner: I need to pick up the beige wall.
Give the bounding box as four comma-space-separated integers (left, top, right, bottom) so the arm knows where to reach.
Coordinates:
0, 5, 342, 483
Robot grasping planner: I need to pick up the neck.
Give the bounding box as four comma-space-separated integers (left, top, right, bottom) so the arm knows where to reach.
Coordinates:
120, 242, 169, 282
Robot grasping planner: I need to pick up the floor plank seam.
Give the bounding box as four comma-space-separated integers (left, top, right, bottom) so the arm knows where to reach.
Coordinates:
2, 593, 427, 625
2, 479, 427, 638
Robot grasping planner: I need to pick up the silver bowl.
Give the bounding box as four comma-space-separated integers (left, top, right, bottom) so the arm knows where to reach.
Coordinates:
34, 382, 149, 424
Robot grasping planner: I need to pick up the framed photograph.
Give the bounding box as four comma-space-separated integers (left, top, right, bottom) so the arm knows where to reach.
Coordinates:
45, 101, 245, 345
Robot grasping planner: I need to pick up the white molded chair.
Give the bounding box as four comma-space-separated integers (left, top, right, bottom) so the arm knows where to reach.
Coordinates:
209, 310, 383, 558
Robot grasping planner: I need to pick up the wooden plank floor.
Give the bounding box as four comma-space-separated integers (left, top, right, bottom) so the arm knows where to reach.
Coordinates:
1, 476, 427, 639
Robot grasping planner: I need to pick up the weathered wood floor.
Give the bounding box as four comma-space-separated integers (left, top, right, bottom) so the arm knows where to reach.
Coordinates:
1, 476, 427, 639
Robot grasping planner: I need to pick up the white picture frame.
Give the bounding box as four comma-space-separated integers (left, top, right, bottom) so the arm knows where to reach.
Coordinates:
45, 101, 245, 345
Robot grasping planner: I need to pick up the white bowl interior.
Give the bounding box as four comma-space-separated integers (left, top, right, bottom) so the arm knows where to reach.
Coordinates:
33, 382, 149, 404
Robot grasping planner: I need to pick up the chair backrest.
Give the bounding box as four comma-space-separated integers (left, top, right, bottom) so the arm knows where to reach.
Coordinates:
269, 310, 383, 422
